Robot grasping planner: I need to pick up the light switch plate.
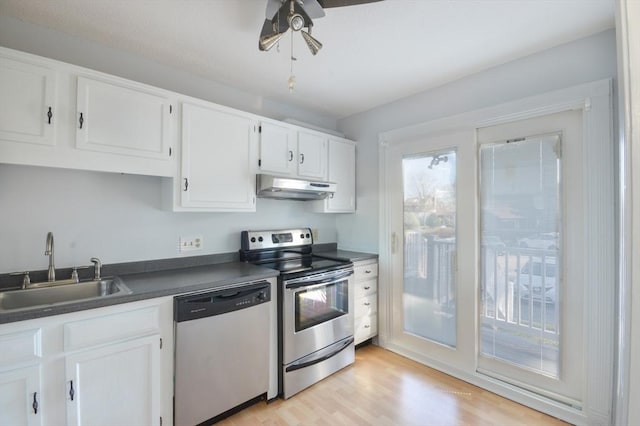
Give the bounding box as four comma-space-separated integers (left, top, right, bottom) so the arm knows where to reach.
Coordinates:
179, 236, 203, 252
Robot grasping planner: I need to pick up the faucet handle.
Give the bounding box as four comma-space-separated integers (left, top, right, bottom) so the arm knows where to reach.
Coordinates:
10, 271, 31, 289
70, 266, 90, 283
90, 257, 102, 280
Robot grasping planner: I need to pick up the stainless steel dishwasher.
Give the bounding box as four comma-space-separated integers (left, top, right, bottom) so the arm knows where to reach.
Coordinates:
174, 280, 271, 426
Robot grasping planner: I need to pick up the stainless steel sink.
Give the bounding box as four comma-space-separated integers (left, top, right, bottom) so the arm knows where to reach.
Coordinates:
0, 277, 132, 311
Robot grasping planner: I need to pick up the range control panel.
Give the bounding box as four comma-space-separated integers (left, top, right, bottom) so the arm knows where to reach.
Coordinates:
241, 228, 313, 251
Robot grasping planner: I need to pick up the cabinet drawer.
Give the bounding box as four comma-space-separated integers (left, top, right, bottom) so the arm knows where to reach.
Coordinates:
64, 306, 160, 352
355, 314, 377, 344
354, 279, 377, 299
354, 295, 377, 318
354, 262, 378, 281
0, 329, 41, 369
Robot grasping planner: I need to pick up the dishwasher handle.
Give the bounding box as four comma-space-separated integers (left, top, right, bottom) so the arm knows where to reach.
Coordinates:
175, 281, 271, 322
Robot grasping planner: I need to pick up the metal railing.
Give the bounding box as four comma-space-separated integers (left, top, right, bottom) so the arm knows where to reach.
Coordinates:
404, 231, 559, 337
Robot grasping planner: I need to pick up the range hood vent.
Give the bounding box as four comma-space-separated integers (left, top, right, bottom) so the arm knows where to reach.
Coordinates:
256, 174, 336, 201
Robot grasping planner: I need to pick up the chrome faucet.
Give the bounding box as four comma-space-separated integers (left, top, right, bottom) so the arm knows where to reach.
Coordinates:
90, 257, 102, 280
45, 232, 55, 282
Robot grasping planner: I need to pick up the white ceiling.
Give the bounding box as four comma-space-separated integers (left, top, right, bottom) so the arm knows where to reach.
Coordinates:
0, 0, 615, 119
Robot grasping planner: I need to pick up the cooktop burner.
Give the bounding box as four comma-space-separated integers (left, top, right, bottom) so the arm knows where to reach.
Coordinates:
239, 228, 351, 277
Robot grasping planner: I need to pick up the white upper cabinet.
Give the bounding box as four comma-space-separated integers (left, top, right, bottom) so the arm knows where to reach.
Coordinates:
297, 130, 327, 179
259, 121, 296, 175
0, 55, 56, 147
312, 137, 356, 213
75, 76, 171, 160
259, 123, 327, 180
176, 102, 257, 212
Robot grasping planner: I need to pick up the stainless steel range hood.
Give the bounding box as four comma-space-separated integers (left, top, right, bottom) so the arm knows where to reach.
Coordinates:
256, 174, 336, 201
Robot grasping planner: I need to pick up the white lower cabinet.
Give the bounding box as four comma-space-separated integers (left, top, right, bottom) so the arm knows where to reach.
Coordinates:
0, 298, 172, 426
353, 259, 378, 345
65, 335, 160, 426
0, 365, 42, 426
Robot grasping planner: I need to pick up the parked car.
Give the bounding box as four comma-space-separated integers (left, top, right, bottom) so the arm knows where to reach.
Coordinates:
517, 232, 559, 250
518, 257, 558, 303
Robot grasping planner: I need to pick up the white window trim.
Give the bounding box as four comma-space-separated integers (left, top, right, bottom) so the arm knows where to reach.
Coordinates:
378, 79, 614, 425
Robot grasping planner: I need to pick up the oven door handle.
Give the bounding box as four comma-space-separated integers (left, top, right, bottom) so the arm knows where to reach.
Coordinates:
284, 270, 353, 290
285, 337, 354, 373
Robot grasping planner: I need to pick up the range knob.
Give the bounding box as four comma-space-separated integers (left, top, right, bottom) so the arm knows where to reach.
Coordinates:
258, 236, 263, 242
250, 237, 256, 243
306, 233, 311, 238
300, 234, 305, 239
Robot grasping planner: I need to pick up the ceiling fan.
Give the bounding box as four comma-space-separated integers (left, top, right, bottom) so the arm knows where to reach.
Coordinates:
258, 0, 383, 55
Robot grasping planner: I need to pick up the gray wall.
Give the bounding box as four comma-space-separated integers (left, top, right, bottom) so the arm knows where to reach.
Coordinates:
0, 16, 339, 273
335, 29, 618, 253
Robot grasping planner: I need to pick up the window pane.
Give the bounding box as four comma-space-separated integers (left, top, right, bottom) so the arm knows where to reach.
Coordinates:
479, 134, 561, 378
403, 150, 456, 347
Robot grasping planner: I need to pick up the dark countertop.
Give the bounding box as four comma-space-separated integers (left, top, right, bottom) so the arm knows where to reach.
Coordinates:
0, 262, 278, 325
314, 249, 378, 262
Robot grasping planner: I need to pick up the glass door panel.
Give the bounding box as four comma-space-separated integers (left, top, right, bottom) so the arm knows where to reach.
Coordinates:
479, 134, 561, 377
402, 150, 457, 347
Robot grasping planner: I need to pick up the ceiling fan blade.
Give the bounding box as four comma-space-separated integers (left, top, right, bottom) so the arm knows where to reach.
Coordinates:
317, 0, 383, 7
301, 0, 326, 19
265, 0, 283, 19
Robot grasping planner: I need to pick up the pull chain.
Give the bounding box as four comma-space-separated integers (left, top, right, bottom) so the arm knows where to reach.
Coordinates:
288, 33, 296, 92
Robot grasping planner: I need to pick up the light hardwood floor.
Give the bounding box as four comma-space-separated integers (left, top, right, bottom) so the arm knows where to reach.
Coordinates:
218, 344, 569, 426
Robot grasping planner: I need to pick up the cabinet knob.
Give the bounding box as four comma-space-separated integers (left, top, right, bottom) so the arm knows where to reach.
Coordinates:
183, 178, 189, 192
79, 112, 84, 129
365, 270, 372, 274
288, 150, 294, 162
364, 302, 371, 306
300, 153, 305, 164
47, 107, 53, 124
364, 324, 370, 329
363, 286, 371, 290
32, 392, 38, 414
69, 380, 75, 401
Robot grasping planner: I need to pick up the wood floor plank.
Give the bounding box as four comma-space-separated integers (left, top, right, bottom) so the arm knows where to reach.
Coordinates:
216, 345, 569, 426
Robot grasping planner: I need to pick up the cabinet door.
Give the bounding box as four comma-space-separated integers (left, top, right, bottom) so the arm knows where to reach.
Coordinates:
65, 335, 160, 426
0, 365, 42, 426
326, 138, 356, 212
297, 131, 327, 179
75, 76, 170, 160
0, 56, 56, 146
259, 122, 296, 175
180, 102, 256, 211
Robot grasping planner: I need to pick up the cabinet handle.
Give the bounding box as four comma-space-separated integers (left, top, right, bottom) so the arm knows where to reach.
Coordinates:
288, 150, 294, 162
329, 193, 334, 199
79, 112, 84, 129
300, 153, 305, 164
183, 178, 189, 192
69, 380, 75, 401
365, 270, 372, 274
363, 286, 371, 290
32, 392, 38, 414
363, 302, 371, 306
364, 324, 370, 328
47, 107, 52, 124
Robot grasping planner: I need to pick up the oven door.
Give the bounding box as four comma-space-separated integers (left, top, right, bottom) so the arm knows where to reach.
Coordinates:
283, 268, 354, 364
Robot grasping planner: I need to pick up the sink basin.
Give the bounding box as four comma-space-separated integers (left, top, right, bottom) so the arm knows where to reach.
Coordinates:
0, 277, 132, 312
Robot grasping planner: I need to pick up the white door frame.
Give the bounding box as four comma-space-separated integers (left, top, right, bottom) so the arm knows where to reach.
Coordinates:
378, 79, 614, 425
615, 1, 640, 425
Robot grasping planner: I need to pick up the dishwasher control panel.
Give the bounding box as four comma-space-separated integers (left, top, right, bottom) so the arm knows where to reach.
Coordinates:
174, 281, 271, 322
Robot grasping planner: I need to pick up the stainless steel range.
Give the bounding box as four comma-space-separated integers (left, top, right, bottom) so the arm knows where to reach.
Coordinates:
240, 228, 354, 399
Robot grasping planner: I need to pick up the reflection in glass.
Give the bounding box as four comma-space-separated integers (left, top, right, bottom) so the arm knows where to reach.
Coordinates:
479, 134, 561, 378
402, 150, 457, 347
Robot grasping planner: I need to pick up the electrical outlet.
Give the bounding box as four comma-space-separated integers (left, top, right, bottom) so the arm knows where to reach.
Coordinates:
311, 228, 319, 241
179, 236, 203, 252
